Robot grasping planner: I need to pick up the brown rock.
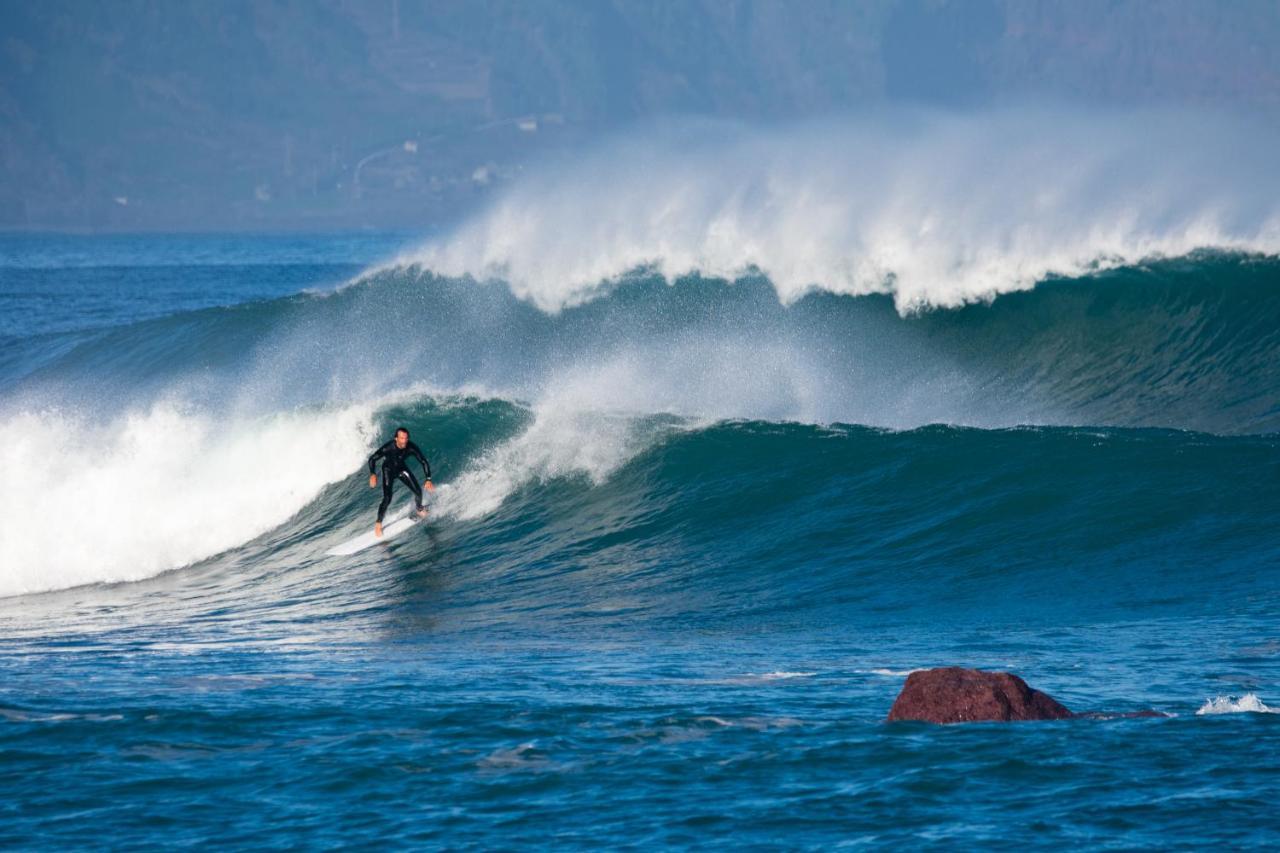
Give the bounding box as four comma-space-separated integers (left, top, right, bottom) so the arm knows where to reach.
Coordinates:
886, 667, 1074, 724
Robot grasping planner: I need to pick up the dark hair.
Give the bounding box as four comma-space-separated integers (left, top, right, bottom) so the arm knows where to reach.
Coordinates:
395, 427, 410, 437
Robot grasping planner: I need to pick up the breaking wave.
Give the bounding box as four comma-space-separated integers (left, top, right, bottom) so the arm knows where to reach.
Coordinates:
395, 110, 1280, 312
3, 111, 1280, 607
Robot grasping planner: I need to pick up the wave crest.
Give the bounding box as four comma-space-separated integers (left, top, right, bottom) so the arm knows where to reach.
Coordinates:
394, 109, 1280, 313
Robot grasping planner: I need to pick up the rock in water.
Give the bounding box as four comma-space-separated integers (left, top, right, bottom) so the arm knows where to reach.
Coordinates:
887, 667, 1074, 723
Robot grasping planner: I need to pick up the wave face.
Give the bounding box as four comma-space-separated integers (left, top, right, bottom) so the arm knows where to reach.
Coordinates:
190, 399, 1280, 633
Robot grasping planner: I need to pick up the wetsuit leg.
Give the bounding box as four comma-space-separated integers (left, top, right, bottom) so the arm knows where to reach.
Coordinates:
377, 469, 396, 523
399, 469, 424, 510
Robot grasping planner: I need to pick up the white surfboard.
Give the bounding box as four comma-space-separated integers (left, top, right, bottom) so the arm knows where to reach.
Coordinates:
326, 510, 425, 556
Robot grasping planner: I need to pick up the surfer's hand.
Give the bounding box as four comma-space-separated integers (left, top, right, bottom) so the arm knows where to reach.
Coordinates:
425, 480, 436, 492
369, 474, 377, 488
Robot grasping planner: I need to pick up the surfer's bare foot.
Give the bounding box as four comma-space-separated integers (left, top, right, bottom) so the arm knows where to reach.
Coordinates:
416, 507, 428, 518
375, 522, 383, 538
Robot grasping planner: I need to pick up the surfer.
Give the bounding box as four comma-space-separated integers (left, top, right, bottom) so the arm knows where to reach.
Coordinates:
368, 427, 434, 537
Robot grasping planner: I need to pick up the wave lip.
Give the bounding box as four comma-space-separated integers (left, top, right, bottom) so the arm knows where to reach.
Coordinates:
393, 109, 1280, 314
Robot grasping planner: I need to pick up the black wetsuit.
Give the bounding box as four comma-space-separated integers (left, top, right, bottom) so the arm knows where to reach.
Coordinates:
368, 439, 432, 523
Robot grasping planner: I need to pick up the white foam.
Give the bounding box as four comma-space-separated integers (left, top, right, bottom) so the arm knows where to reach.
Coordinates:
0, 402, 375, 597
1196, 693, 1278, 715
433, 398, 647, 523
429, 347, 771, 524
861, 668, 924, 677
393, 109, 1280, 314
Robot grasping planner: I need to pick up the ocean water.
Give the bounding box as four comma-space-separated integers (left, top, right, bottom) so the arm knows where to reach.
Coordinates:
4, 119, 1280, 846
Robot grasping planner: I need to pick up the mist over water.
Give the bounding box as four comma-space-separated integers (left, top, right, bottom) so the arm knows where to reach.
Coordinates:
401, 110, 1280, 311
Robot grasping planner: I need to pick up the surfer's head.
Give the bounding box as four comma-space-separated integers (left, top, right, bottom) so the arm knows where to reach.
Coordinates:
394, 427, 409, 449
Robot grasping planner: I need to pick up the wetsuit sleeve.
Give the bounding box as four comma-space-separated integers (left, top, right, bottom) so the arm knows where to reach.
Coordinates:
409, 442, 432, 479
367, 441, 391, 474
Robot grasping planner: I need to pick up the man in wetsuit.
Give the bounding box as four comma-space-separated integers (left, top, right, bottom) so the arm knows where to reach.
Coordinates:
367, 427, 435, 537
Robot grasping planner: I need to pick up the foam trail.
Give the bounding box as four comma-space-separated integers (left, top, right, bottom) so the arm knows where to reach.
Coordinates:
0, 403, 375, 597
396, 109, 1280, 313
861, 668, 925, 677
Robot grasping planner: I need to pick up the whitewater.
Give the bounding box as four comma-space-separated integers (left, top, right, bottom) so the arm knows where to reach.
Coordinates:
396, 109, 1280, 311
1, 113, 1279, 848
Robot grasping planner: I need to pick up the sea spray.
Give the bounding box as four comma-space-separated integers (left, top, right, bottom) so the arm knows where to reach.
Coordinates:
393, 110, 1280, 313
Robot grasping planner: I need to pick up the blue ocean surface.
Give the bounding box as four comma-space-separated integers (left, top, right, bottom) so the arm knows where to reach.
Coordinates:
0, 234, 1278, 848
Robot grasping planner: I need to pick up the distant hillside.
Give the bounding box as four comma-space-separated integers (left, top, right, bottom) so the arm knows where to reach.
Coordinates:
2, 0, 1277, 231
